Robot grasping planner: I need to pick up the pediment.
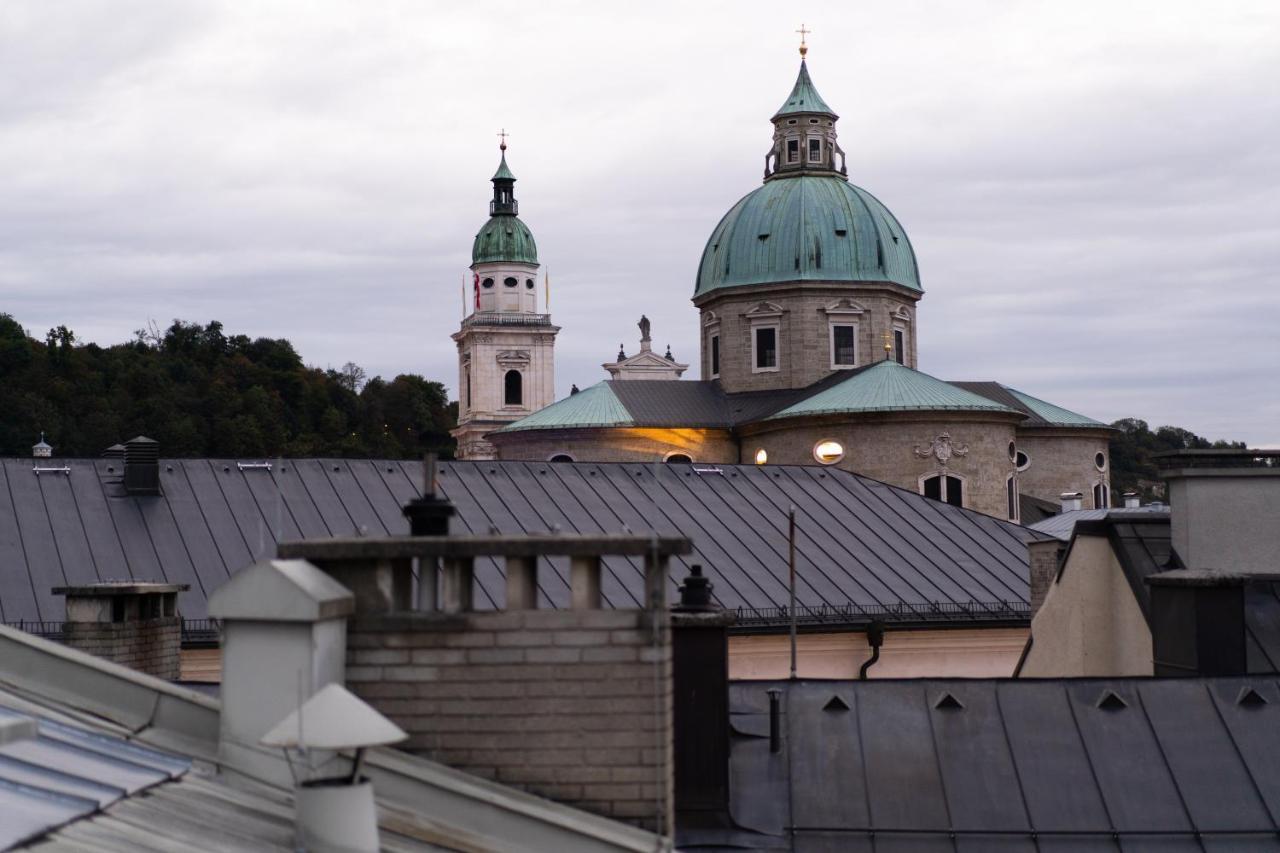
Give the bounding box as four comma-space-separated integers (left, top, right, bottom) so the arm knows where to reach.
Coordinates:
823, 298, 866, 315
744, 301, 785, 318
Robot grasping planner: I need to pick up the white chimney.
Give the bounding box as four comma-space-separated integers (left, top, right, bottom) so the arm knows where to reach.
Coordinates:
1059, 492, 1083, 513
208, 559, 354, 779
32, 433, 52, 459
1123, 492, 1140, 509
261, 683, 406, 853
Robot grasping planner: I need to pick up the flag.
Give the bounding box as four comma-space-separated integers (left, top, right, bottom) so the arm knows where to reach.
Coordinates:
474, 272, 480, 310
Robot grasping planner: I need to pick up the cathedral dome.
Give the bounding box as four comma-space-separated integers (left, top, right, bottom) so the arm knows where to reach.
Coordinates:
472, 215, 538, 265
694, 175, 919, 297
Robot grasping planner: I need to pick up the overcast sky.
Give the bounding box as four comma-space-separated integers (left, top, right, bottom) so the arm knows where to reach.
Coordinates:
3, 1, 1277, 445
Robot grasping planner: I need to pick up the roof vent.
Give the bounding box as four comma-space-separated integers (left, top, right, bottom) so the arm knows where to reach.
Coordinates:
102, 443, 125, 460
1096, 690, 1128, 711
822, 695, 850, 712
1237, 686, 1268, 708
933, 692, 964, 711
123, 436, 160, 496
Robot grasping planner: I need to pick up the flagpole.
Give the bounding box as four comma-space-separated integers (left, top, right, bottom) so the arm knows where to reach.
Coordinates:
461, 272, 466, 318
545, 268, 550, 312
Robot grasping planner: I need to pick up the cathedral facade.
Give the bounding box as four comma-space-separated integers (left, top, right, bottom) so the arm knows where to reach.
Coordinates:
459, 52, 1113, 521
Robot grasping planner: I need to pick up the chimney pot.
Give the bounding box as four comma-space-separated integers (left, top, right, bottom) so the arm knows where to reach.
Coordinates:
1123, 492, 1140, 509
1059, 492, 1083, 513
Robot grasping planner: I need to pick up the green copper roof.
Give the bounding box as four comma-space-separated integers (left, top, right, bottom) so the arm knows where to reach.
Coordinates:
774, 60, 835, 118
1004, 387, 1106, 427
492, 152, 515, 181
695, 176, 920, 296
767, 361, 1020, 421
473, 215, 538, 265
496, 383, 634, 433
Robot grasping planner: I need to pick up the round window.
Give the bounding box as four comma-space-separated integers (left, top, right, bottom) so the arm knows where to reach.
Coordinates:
1016, 451, 1030, 471
525, 279, 535, 290
1008, 441, 1017, 463
813, 440, 844, 465
1095, 452, 1106, 471
482, 278, 494, 289
503, 277, 518, 288
754, 448, 768, 465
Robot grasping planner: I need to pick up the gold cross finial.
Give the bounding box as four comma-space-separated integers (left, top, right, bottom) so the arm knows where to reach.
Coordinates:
497, 128, 509, 151
796, 24, 811, 57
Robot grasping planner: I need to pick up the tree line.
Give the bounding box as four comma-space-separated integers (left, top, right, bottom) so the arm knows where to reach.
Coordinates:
1108, 417, 1246, 501
0, 315, 457, 459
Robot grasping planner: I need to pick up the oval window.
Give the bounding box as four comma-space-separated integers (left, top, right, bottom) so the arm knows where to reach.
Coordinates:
482, 278, 494, 289
813, 440, 844, 465
754, 448, 768, 465
1095, 452, 1106, 471
1016, 451, 1030, 471
503, 277, 518, 288
1008, 441, 1017, 463
525, 279, 535, 290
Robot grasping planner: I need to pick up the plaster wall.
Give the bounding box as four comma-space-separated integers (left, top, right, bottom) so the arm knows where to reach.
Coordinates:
728, 627, 1028, 679
698, 283, 919, 393
741, 413, 1020, 518
472, 260, 540, 313
1167, 469, 1280, 572
492, 427, 738, 464
453, 319, 558, 460
1019, 535, 1152, 677
1016, 430, 1112, 508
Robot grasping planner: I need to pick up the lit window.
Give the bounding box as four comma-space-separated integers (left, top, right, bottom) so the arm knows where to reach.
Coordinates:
787, 139, 799, 163
710, 334, 720, 377
808, 138, 821, 162
665, 453, 692, 464
813, 440, 844, 465
1007, 475, 1019, 521
922, 474, 964, 507
504, 370, 522, 406
754, 448, 768, 465
1093, 482, 1110, 508
1095, 452, 1106, 471
754, 326, 778, 371
831, 324, 856, 367
893, 328, 905, 365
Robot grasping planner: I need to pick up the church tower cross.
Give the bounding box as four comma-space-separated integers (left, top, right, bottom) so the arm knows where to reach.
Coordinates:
795, 24, 810, 57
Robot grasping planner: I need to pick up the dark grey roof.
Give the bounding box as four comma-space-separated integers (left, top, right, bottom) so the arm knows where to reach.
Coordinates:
1018, 493, 1059, 526
606, 380, 733, 427
1031, 504, 1170, 542
0, 458, 1040, 627
705, 677, 1280, 851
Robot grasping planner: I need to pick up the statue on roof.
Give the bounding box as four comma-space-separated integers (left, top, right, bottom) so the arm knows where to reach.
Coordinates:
638, 315, 651, 345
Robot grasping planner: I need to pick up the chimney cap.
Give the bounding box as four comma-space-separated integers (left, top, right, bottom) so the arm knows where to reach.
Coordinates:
125, 435, 159, 445
260, 683, 406, 750
53, 581, 188, 597
1146, 568, 1280, 587
209, 558, 354, 622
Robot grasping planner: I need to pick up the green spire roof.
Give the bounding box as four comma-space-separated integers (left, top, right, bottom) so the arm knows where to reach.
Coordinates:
767, 361, 1020, 421
774, 60, 835, 118
492, 151, 515, 181
1003, 387, 1106, 427
496, 383, 634, 433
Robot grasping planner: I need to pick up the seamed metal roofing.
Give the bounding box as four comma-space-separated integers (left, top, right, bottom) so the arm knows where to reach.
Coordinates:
0, 458, 1040, 627
703, 677, 1280, 852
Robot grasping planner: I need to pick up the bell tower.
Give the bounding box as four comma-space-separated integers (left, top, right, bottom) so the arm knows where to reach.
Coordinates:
450, 137, 559, 460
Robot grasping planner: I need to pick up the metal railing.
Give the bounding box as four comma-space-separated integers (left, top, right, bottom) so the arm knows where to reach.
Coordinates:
461, 312, 552, 328
730, 600, 1031, 629
3, 618, 223, 644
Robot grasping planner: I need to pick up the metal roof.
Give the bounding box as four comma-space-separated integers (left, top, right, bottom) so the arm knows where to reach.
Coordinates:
773, 59, 835, 118
1030, 504, 1170, 542
694, 176, 921, 297
953, 381, 1108, 429
498, 382, 635, 432
472, 213, 538, 265
0, 458, 1040, 629
706, 677, 1280, 851
767, 361, 1020, 421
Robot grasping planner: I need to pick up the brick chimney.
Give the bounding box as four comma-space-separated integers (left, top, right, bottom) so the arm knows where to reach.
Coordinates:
52, 582, 187, 679
279, 521, 691, 835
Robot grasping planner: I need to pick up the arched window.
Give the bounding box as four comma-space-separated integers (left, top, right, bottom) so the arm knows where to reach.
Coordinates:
1093, 482, 1110, 509
1006, 475, 1019, 522
504, 370, 522, 406
922, 474, 964, 507
549, 453, 574, 463
664, 453, 693, 464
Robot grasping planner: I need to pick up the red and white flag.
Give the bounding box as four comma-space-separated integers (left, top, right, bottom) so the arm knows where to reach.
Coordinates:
473, 272, 480, 310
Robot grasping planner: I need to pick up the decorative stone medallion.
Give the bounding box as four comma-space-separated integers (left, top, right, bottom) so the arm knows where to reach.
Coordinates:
913, 433, 969, 466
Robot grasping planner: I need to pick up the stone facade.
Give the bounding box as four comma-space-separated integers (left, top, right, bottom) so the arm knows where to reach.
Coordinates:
1028, 538, 1065, 615
740, 411, 1024, 519
696, 282, 919, 393
1015, 428, 1112, 508
345, 608, 672, 834
61, 617, 182, 679
491, 427, 738, 465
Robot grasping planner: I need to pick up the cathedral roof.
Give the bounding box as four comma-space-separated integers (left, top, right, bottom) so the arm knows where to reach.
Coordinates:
491, 151, 515, 181
496, 381, 634, 432
694, 175, 920, 297
472, 216, 538, 265
951, 382, 1109, 429
765, 361, 1020, 421
773, 59, 835, 118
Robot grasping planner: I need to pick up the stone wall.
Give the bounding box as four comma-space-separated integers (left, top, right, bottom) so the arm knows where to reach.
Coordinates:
741, 411, 1022, 518
697, 281, 920, 394
61, 617, 182, 679
1015, 429, 1112, 508
346, 609, 673, 835
492, 426, 738, 465
1028, 539, 1065, 615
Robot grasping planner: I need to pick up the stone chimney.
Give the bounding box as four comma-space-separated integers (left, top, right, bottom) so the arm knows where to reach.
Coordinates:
1059, 492, 1083, 512
208, 558, 354, 777
52, 582, 187, 679
1123, 492, 1140, 509
124, 435, 161, 495
1156, 449, 1280, 573
279, 527, 691, 836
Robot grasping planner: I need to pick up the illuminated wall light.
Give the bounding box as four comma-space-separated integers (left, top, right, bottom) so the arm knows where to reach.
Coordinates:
755, 448, 768, 465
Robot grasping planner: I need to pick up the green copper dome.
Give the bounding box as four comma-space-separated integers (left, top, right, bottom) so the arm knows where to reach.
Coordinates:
694, 175, 920, 297
472, 216, 538, 265
774, 60, 835, 118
